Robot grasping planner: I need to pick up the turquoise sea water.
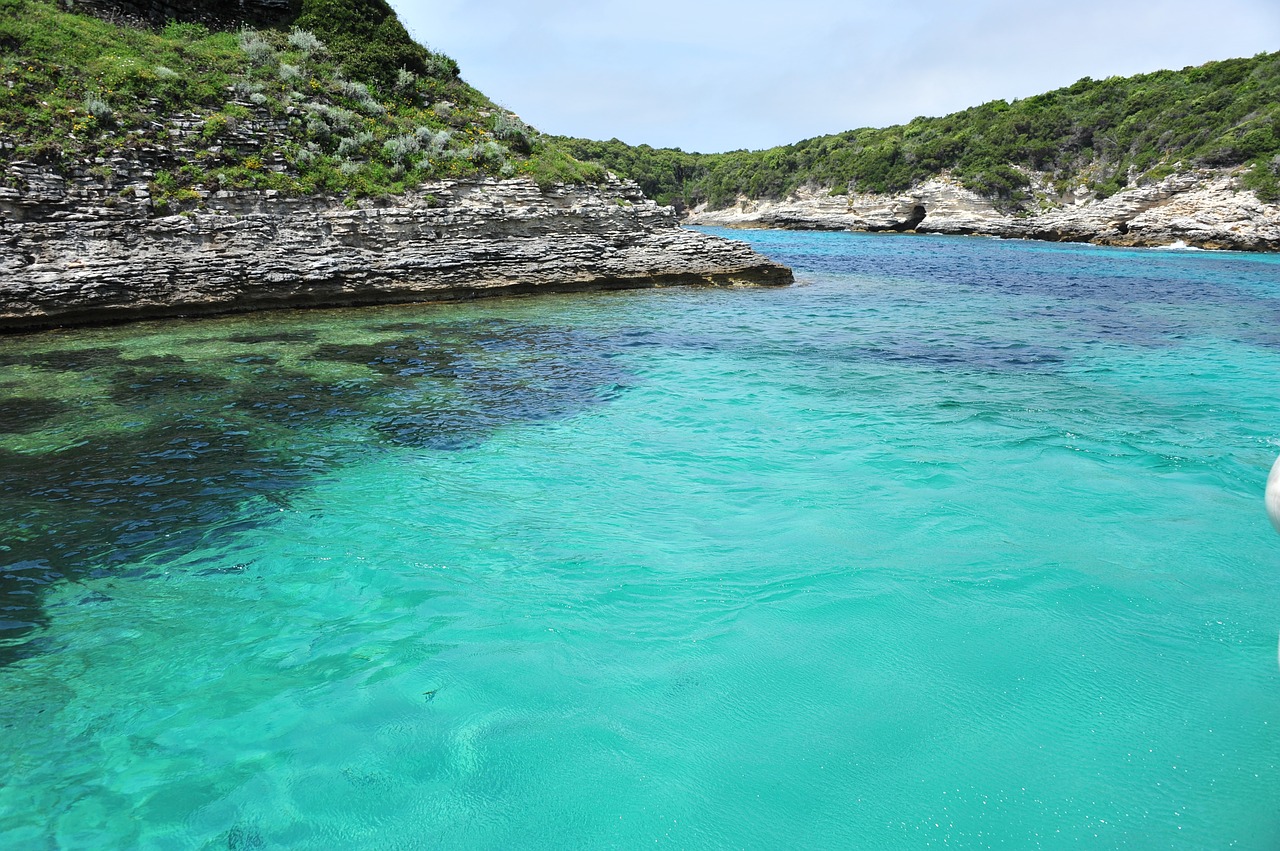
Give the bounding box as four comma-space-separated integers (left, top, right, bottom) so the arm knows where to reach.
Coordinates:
2, 229, 1279, 848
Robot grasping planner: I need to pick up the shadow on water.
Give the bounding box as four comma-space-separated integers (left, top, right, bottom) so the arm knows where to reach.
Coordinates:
0, 315, 630, 664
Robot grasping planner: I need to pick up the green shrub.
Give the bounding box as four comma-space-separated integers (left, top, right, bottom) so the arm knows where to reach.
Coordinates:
238, 30, 276, 67
1242, 157, 1280, 203
519, 141, 605, 189
394, 67, 416, 90
492, 112, 531, 155
200, 113, 229, 141
286, 28, 325, 55
337, 130, 374, 158
381, 133, 419, 163
416, 127, 451, 157
162, 21, 209, 41
152, 170, 178, 192
423, 54, 457, 81
84, 94, 112, 122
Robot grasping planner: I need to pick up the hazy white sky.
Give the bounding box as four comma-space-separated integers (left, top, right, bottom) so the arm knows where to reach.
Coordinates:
392, 1, 1280, 153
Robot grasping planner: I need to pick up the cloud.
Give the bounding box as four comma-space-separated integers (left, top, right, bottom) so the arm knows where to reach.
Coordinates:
395, 0, 1280, 152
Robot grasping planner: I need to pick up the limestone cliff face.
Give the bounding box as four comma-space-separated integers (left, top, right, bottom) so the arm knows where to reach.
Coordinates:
684, 169, 1280, 252
0, 161, 791, 330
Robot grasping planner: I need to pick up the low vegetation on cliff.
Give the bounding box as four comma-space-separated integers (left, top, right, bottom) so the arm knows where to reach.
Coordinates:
0, 0, 603, 207
561, 52, 1280, 210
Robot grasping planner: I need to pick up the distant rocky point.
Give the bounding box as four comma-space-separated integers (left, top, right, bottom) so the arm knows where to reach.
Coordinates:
684, 168, 1280, 251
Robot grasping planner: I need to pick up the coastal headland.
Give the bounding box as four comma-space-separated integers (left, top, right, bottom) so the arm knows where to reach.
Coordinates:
0, 0, 790, 331
681, 168, 1280, 251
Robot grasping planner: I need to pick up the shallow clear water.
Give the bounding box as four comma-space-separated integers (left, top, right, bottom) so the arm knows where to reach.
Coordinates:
2, 229, 1279, 848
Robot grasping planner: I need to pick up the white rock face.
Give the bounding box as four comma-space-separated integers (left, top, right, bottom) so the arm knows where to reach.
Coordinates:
684, 169, 1280, 251
0, 166, 791, 330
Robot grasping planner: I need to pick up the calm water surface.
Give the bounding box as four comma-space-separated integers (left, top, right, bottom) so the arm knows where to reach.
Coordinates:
2, 229, 1279, 848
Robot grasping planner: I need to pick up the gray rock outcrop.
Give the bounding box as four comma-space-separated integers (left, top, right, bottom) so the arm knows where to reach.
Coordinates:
684, 169, 1280, 251
0, 163, 791, 331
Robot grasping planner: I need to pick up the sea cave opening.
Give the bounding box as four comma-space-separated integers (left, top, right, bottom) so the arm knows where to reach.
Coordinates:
891, 205, 928, 232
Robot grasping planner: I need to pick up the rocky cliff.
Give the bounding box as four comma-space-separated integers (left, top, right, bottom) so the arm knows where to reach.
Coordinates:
0, 159, 790, 331
684, 169, 1280, 252
0, 1, 791, 331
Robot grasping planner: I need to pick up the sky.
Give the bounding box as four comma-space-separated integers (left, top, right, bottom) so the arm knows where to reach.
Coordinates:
392, 1, 1280, 154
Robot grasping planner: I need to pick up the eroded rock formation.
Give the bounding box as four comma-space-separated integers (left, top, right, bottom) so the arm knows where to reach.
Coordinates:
0, 161, 791, 330
684, 169, 1280, 252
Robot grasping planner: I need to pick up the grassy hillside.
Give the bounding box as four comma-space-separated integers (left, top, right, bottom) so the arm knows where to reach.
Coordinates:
561, 52, 1280, 210
0, 0, 603, 206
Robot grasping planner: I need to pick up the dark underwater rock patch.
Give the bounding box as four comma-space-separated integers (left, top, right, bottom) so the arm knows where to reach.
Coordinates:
225, 330, 319, 345
120, 354, 186, 367
0, 398, 71, 434
0, 347, 123, 371
0, 317, 636, 665
107, 369, 234, 405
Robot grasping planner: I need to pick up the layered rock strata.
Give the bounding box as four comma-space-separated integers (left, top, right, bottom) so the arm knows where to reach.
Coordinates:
685, 169, 1280, 252
0, 165, 791, 331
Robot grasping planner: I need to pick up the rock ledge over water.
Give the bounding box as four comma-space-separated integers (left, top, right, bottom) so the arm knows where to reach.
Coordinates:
0, 167, 791, 331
